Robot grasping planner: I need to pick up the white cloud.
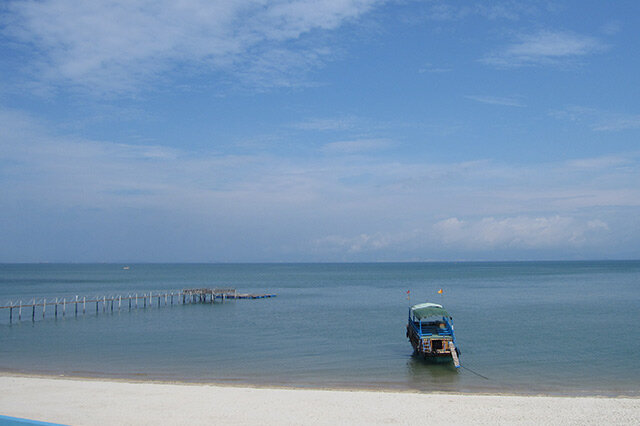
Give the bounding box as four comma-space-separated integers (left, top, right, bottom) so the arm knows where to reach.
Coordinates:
322, 138, 392, 154
465, 95, 525, 107
425, 2, 526, 22
551, 106, 640, 131
566, 155, 633, 170
483, 30, 606, 67
315, 233, 392, 253
600, 20, 622, 36
433, 216, 609, 249
418, 63, 451, 73
290, 116, 358, 131
3, 0, 380, 94
2, 107, 639, 260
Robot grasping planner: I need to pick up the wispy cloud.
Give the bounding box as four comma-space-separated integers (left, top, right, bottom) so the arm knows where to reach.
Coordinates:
465, 95, 525, 107
315, 213, 615, 258
2, 107, 639, 260
3, 0, 380, 94
290, 117, 359, 131
425, 2, 528, 22
566, 155, 634, 170
314, 233, 395, 253
432, 215, 609, 249
483, 30, 606, 67
322, 138, 392, 154
551, 106, 640, 131
418, 63, 451, 73
600, 20, 622, 36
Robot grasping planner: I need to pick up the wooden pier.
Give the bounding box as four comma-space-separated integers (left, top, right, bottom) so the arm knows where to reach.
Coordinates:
0, 288, 276, 324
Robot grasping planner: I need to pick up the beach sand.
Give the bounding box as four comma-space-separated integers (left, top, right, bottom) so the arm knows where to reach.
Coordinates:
0, 374, 638, 425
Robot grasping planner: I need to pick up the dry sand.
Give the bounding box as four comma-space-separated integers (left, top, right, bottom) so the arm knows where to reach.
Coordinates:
0, 374, 639, 425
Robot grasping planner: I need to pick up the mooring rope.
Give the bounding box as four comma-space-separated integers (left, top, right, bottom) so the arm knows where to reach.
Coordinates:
460, 365, 490, 380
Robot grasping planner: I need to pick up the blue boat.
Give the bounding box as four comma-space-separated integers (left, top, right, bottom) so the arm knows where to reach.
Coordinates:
406, 302, 460, 368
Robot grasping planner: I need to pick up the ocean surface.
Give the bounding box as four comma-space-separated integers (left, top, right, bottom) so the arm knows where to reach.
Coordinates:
1, 262, 639, 396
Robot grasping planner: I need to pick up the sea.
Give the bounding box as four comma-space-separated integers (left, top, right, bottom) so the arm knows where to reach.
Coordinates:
1, 261, 639, 396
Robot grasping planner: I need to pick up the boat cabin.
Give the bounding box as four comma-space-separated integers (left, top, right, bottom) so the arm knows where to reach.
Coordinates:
406, 302, 460, 367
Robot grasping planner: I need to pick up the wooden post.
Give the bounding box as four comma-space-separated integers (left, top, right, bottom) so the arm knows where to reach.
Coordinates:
171, 293, 174, 305
183, 293, 185, 304
96, 298, 99, 313
136, 293, 138, 308
129, 296, 131, 310
103, 296, 106, 312
83, 296, 86, 314
9, 302, 12, 323
32, 300, 35, 322
19, 300, 22, 321
165, 293, 167, 306
43, 298, 46, 318
119, 296, 121, 311
111, 298, 114, 312
158, 295, 160, 308
55, 298, 58, 318
63, 298, 66, 317
144, 294, 146, 308
75, 296, 78, 316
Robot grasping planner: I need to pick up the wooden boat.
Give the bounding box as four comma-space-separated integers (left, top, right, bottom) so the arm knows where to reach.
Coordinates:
406, 302, 460, 368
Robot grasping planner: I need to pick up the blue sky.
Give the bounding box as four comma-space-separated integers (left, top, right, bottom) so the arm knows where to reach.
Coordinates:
1, 0, 639, 262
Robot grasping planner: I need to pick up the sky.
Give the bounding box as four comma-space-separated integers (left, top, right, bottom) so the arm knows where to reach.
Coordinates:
0, 0, 639, 262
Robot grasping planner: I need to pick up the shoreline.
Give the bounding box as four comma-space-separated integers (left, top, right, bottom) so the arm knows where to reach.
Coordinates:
1, 373, 639, 425
2, 369, 639, 399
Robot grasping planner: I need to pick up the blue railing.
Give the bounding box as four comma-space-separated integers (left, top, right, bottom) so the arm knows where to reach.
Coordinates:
408, 316, 453, 338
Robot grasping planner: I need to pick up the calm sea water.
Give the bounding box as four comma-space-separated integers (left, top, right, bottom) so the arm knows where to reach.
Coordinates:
1, 262, 639, 396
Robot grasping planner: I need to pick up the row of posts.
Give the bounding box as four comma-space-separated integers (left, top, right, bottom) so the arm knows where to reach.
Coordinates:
4, 291, 226, 324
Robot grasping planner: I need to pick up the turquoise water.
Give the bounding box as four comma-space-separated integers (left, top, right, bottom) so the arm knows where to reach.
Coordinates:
1, 262, 639, 395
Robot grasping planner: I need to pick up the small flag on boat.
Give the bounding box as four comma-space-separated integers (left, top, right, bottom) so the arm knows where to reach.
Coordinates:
437, 289, 443, 294
407, 290, 410, 300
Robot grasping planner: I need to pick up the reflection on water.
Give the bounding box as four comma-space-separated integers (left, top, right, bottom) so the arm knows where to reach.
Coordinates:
406, 354, 460, 392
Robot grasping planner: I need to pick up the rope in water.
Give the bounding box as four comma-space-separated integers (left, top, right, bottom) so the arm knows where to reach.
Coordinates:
460, 365, 490, 380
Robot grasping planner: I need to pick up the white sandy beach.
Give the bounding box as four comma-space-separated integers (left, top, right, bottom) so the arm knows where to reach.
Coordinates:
0, 374, 638, 425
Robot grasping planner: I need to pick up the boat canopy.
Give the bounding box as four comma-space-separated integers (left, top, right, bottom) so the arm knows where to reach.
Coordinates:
410, 302, 449, 320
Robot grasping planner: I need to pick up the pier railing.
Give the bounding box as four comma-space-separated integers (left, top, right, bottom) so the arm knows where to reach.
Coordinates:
0, 288, 276, 324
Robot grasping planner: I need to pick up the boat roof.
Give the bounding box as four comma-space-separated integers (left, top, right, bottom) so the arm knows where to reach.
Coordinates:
410, 302, 449, 320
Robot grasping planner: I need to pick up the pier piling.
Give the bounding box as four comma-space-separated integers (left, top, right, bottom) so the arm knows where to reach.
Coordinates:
2, 288, 275, 324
